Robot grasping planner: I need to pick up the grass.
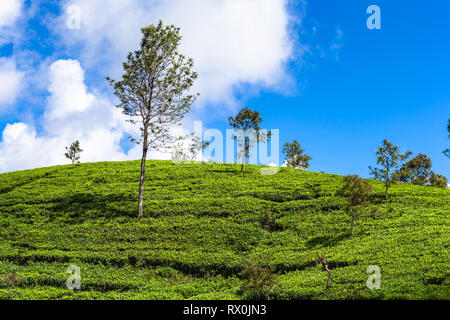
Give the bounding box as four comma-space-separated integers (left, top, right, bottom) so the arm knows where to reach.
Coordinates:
0, 160, 448, 300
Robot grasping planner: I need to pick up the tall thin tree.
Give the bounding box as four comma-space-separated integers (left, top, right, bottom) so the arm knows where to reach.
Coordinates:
107, 21, 198, 218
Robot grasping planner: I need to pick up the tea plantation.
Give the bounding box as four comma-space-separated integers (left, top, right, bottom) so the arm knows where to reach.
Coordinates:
0, 160, 448, 299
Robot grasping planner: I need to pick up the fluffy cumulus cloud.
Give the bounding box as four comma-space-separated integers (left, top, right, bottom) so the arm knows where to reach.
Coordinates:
59, 0, 297, 107
0, 122, 64, 171
0, 57, 24, 109
46, 59, 96, 120
0, 59, 131, 172
0, 0, 23, 44
0, 0, 22, 27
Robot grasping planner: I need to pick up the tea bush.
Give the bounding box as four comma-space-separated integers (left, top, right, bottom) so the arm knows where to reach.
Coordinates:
0, 160, 448, 299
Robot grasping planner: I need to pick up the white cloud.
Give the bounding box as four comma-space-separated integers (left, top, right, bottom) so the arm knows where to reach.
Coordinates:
46, 59, 96, 120
0, 122, 65, 172
58, 0, 299, 108
0, 0, 23, 45
0, 57, 24, 110
0, 59, 130, 173
0, 0, 22, 28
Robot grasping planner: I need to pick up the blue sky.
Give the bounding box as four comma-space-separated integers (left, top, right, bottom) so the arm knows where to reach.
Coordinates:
207, 0, 450, 177
0, 0, 448, 178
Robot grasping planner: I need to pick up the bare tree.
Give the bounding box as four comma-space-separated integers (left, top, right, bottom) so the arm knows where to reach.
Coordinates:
315, 252, 331, 289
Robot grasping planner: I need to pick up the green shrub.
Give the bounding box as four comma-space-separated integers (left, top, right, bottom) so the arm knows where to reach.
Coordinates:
239, 262, 280, 300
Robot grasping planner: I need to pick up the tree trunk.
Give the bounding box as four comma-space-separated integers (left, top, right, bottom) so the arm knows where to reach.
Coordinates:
241, 162, 244, 173
138, 131, 149, 219
325, 267, 331, 289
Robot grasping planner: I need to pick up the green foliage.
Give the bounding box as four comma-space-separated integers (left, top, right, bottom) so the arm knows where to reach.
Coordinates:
429, 172, 448, 189
64, 141, 83, 164
240, 262, 279, 300
337, 175, 373, 207
282, 140, 312, 169
369, 139, 412, 199
0, 161, 448, 300
397, 153, 448, 188
336, 175, 373, 234
397, 153, 432, 185
228, 107, 270, 173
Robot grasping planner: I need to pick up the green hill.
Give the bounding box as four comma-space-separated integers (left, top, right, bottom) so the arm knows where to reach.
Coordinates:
0, 161, 448, 300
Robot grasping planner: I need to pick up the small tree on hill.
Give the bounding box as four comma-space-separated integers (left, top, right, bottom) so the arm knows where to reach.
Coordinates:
107, 21, 198, 218
397, 153, 448, 188
171, 133, 209, 163
65, 140, 83, 164
443, 118, 450, 158
429, 172, 448, 189
240, 262, 280, 300
396, 153, 432, 185
282, 140, 311, 169
2, 273, 20, 300
337, 175, 373, 234
187, 134, 209, 161
171, 137, 188, 163
369, 139, 411, 199
229, 107, 270, 173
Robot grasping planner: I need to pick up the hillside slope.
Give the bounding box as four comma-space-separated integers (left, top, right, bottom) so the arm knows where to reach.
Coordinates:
0, 161, 449, 300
